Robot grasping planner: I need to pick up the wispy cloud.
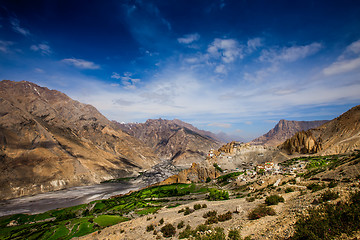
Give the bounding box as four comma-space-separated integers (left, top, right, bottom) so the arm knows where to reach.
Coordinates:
111, 72, 140, 89
247, 38, 262, 53
61, 58, 100, 69
323, 39, 360, 76
207, 38, 243, 63
0, 40, 14, 53
178, 33, 200, 44
10, 18, 30, 36
208, 122, 232, 128
30, 43, 52, 55
260, 42, 322, 63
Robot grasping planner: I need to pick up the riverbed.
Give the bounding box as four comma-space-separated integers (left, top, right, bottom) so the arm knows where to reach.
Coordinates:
0, 181, 139, 217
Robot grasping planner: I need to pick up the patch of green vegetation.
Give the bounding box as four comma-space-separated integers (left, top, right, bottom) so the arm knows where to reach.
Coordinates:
136, 206, 162, 215
292, 191, 360, 239
217, 171, 244, 184
93, 215, 128, 227
207, 189, 229, 201
0, 183, 216, 240
213, 163, 223, 173
285, 187, 294, 193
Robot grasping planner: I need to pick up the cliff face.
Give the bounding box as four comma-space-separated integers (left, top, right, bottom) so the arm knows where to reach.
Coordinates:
251, 120, 328, 147
160, 162, 220, 185
115, 119, 222, 167
280, 105, 360, 155
0, 80, 159, 200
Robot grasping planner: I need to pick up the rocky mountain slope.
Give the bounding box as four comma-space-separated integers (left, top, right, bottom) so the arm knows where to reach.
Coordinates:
251, 119, 328, 146
115, 119, 222, 167
0, 80, 159, 200
281, 105, 360, 155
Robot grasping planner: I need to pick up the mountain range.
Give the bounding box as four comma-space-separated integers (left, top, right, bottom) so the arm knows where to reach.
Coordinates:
115, 119, 222, 167
0, 80, 159, 199
250, 119, 328, 146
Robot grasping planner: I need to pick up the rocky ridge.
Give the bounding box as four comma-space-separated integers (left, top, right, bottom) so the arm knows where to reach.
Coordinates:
115, 119, 222, 167
251, 119, 328, 147
280, 105, 360, 155
0, 80, 159, 200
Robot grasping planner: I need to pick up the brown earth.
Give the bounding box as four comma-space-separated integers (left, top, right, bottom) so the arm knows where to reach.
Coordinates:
0, 80, 159, 200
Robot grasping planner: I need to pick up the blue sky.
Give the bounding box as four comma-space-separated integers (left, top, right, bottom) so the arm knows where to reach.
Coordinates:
1, 0, 360, 141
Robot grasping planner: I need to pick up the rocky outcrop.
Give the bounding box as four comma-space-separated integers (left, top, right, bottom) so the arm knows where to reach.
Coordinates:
251, 120, 328, 147
115, 119, 222, 167
0, 80, 159, 200
280, 105, 360, 155
160, 162, 220, 185
281, 131, 322, 154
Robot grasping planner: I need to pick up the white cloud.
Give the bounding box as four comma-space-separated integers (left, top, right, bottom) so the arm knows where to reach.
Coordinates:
323, 57, 360, 76
247, 38, 262, 52
34, 68, 44, 73
260, 42, 322, 63
214, 64, 227, 74
111, 72, 140, 90
61, 58, 100, 69
178, 33, 200, 44
208, 38, 243, 63
323, 39, 360, 76
0, 40, 14, 53
208, 122, 232, 128
30, 43, 52, 55
244, 65, 278, 83
10, 18, 30, 36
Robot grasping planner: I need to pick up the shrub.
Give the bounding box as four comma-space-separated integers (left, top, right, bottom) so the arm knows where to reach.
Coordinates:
194, 204, 202, 210
248, 204, 276, 220
228, 228, 241, 240
213, 163, 223, 172
285, 187, 294, 193
146, 224, 155, 232
319, 190, 339, 203
205, 215, 218, 224
177, 220, 185, 229
307, 182, 326, 192
160, 223, 176, 238
328, 181, 338, 188
184, 206, 194, 215
203, 210, 217, 218
246, 197, 255, 202
179, 225, 192, 239
292, 191, 360, 239
265, 195, 284, 205
159, 218, 164, 225
208, 189, 229, 201
218, 211, 232, 222
206, 177, 211, 183
202, 203, 207, 208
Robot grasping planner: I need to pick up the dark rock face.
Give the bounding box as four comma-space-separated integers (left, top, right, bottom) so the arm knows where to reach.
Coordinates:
251, 120, 328, 147
280, 105, 360, 155
114, 119, 222, 166
0, 80, 159, 200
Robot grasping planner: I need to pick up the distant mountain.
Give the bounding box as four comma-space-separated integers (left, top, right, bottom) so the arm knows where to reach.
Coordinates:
114, 119, 223, 167
0, 80, 159, 200
281, 105, 360, 155
250, 119, 329, 146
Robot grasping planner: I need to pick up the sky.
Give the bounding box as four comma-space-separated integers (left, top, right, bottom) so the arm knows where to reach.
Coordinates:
1, 0, 360, 141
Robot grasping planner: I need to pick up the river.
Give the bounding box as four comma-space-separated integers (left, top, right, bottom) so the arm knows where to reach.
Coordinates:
0, 181, 140, 217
